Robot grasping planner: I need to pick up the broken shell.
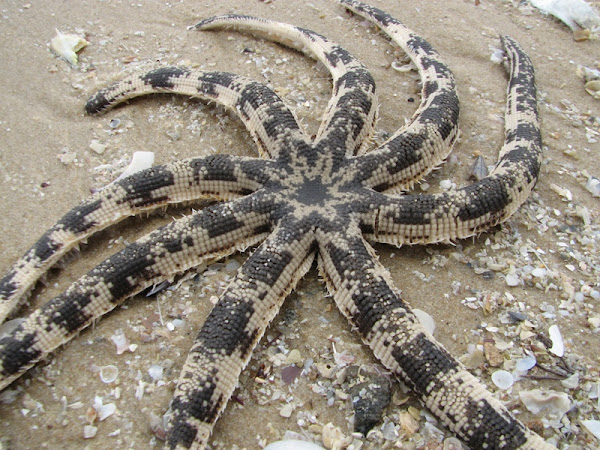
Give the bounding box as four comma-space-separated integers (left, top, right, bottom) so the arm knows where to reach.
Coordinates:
264, 440, 325, 450
148, 364, 164, 381
586, 176, 600, 197
103, 151, 155, 189
83, 425, 98, 439
50, 29, 88, 67
399, 410, 420, 435
491, 370, 514, 390
581, 420, 600, 441
99, 365, 119, 383
93, 396, 116, 421
285, 349, 303, 365
548, 324, 564, 357
561, 372, 580, 389
89, 139, 107, 155
519, 389, 571, 416
321, 422, 351, 449
530, 0, 600, 32
515, 354, 537, 373
585, 80, 600, 99
470, 155, 488, 181
279, 402, 295, 418
505, 274, 520, 287
414, 308, 436, 335
111, 332, 130, 355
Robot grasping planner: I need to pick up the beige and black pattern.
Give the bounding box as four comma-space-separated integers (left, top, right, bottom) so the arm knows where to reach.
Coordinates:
0, 0, 551, 448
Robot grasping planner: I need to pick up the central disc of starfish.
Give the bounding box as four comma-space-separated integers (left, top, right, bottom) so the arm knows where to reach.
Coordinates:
294, 177, 332, 206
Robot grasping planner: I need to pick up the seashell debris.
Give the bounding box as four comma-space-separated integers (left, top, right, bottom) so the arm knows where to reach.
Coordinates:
50, 29, 88, 67
519, 389, 571, 416
548, 324, 564, 357
264, 440, 325, 450
99, 365, 119, 383
413, 308, 436, 335
530, 0, 600, 36
491, 370, 514, 390
93, 396, 116, 421
102, 151, 155, 190
515, 354, 537, 373
581, 420, 600, 441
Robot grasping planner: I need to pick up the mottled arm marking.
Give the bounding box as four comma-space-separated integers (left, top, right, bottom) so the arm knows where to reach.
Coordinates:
0, 154, 270, 323
0, 195, 271, 390
0, 1, 549, 449
194, 15, 378, 156
342, 0, 460, 192
317, 226, 551, 449
361, 34, 541, 246
86, 68, 306, 159
167, 223, 316, 449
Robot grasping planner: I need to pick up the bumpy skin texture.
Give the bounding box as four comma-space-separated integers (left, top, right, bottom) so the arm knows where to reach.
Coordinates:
0, 1, 550, 449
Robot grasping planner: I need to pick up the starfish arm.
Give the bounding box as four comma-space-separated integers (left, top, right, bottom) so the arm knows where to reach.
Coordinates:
193, 15, 378, 156
361, 36, 541, 246
0, 155, 271, 324
341, 0, 460, 192
317, 228, 552, 449
86, 69, 305, 159
166, 223, 316, 449
0, 194, 272, 390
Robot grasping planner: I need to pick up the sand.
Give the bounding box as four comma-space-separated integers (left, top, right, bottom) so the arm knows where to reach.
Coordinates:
0, 0, 599, 448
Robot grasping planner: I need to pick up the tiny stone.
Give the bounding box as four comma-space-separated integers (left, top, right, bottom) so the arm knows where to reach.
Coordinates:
508, 311, 527, 322
347, 367, 391, 435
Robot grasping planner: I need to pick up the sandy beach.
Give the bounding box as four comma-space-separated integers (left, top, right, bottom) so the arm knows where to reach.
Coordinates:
0, 0, 599, 448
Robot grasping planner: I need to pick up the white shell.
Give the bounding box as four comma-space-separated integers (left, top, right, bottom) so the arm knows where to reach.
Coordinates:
530, 0, 600, 31
264, 440, 325, 450
413, 308, 436, 335
491, 370, 514, 390
99, 365, 119, 383
111, 332, 130, 355
112, 151, 155, 184
548, 324, 564, 357
83, 425, 98, 439
50, 29, 88, 66
148, 364, 164, 381
515, 354, 537, 373
519, 389, 571, 416
93, 396, 116, 421
581, 420, 600, 441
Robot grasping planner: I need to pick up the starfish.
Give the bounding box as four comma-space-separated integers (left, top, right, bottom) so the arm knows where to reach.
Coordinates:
0, 1, 548, 448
